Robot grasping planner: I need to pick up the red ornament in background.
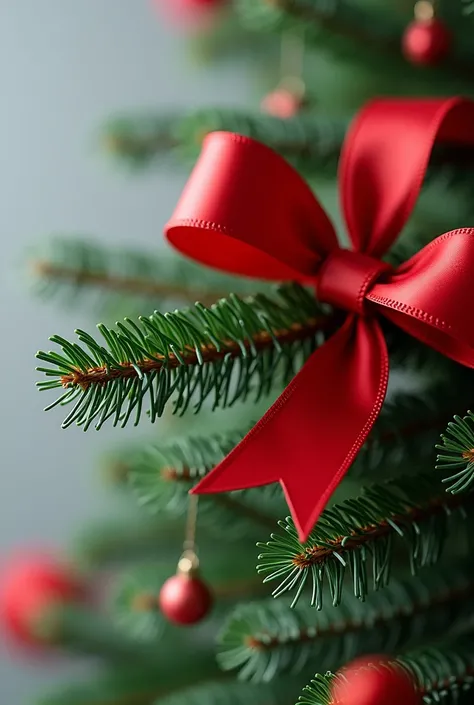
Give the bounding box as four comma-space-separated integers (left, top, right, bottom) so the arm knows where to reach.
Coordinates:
0, 552, 86, 648
331, 656, 421, 705
261, 86, 304, 119
159, 559, 212, 626
152, 0, 224, 28
402, 1, 451, 66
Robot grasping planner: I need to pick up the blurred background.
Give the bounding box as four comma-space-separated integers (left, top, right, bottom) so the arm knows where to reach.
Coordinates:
2, 2, 474, 704
0, 2, 252, 700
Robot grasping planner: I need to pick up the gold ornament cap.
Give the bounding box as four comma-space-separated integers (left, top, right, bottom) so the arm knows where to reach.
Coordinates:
414, 1, 435, 21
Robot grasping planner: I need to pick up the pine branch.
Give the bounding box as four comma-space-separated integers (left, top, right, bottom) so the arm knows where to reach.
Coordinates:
101, 112, 181, 168
236, 0, 474, 88
112, 559, 272, 648
156, 678, 303, 705
218, 565, 474, 682
436, 411, 474, 494
36, 283, 330, 430
299, 638, 474, 705
72, 515, 185, 569
463, 0, 474, 15
35, 603, 166, 665
112, 562, 270, 646
118, 389, 459, 534
257, 473, 474, 608
174, 109, 344, 174
349, 373, 474, 479
128, 428, 288, 533
36, 667, 166, 705
36, 275, 470, 434
30, 237, 247, 313
101, 108, 345, 175
36, 661, 223, 705
112, 565, 167, 644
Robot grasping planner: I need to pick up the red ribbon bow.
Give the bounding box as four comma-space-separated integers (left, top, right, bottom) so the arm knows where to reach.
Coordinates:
165, 97, 474, 541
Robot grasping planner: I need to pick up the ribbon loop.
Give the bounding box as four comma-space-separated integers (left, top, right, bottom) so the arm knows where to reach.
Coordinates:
164, 97, 474, 542
316, 249, 392, 315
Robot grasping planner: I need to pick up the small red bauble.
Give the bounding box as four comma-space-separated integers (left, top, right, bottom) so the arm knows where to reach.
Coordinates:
402, 18, 451, 66
152, 0, 224, 27
159, 573, 212, 625
261, 88, 303, 119
0, 552, 86, 648
331, 656, 421, 705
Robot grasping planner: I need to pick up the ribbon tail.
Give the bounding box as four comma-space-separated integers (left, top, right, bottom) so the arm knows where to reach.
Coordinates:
192, 317, 389, 541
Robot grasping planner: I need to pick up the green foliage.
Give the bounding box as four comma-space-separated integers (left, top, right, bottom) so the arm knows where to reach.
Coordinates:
36, 654, 221, 705
235, 0, 474, 93
36, 667, 164, 705
218, 565, 474, 682
29, 236, 257, 317
72, 514, 185, 569
101, 112, 182, 168
127, 427, 286, 534
155, 678, 304, 705
349, 375, 474, 480
437, 411, 474, 494
115, 384, 464, 536
102, 107, 345, 176
257, 473, 472, 608
299, 638, 474, 705
463, 0, 474, 15
236, 0, 402, 44
36, 283, 325, 430
36, 603, 165, 665
174, 109, 345, 174
111, 564, 167, 643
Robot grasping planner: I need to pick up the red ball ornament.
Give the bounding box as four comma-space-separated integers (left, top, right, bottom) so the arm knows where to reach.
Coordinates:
261, 88, 303, 119
331, 656, 421, 705
402, 6, 451, 67
159, 572, 212, 625
152, 0, 224, 28
0, 552, 86, 648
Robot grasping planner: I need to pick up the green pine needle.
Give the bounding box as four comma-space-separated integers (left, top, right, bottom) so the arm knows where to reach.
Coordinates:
128, 428, 284, 534
437, 412, 474, 494
299, 639, 474, 705
36, 283, 327, 430
30, 236, 258, 315
102, 107, 345, 176
111, 565, 167, 644
155, 678, 302, 705
257, 473, 473, 609
218, 565, 474, 682
236, 0, 474, 89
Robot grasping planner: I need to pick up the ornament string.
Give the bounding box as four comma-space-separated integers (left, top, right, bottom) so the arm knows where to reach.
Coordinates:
414, 0, 435, 21
280, 29, 305, 96
261, 29, 306, 117
178, 495, 200, 574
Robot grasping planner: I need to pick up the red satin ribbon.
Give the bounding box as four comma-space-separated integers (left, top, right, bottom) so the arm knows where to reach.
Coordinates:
165, 97, 474, 541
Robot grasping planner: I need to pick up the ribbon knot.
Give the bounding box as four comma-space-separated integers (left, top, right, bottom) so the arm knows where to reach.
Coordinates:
165, 97, 474, 541
316, 249, 392, 315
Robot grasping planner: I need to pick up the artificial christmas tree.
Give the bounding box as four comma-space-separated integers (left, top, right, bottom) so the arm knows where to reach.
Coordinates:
7, 1, 474, 704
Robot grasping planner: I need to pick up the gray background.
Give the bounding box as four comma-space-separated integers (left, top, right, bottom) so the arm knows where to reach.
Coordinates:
0, 2, 252, 701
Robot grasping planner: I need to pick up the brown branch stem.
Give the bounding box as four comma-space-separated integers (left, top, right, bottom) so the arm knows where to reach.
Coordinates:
32, 260, 227, 308
247, 579, 474, 651
60, 316, 329, 390
293, 492, 474, 569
